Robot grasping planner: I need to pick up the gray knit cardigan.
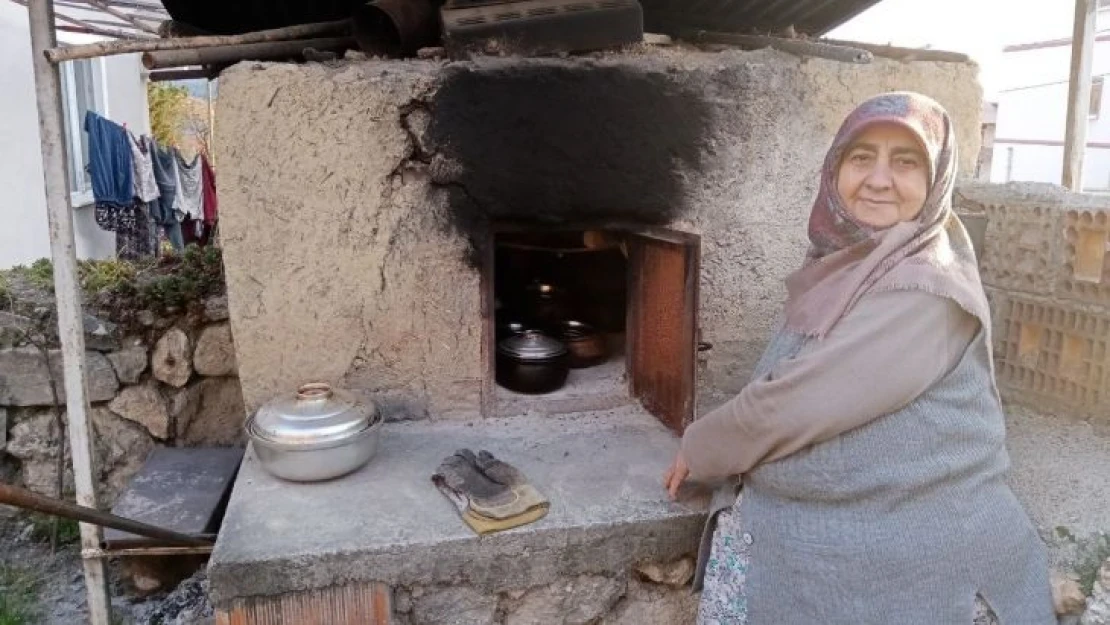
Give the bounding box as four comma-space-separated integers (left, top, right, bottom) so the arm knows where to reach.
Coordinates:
696, 327, 1055, 624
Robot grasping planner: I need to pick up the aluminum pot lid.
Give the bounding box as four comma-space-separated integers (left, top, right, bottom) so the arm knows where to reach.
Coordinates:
249, 383, 378, 446
498, 331, 567, 360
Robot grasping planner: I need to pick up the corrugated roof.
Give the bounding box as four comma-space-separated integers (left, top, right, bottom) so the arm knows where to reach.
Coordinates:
157, 0, 881, 38
12, 0, 880, 45
641, 0, 883, 37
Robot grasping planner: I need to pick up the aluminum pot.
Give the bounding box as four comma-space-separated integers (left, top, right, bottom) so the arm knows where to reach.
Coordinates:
246, 382, 382, 482
496, 331, 569, 394
559, 320, 608, 368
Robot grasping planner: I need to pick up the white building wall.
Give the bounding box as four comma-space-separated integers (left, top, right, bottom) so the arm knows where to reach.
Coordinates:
0, 2, 150, 269
992, 9, 1110, 191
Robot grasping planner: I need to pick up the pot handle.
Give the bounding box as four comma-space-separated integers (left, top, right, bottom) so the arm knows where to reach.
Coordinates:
296, 382, 334, 400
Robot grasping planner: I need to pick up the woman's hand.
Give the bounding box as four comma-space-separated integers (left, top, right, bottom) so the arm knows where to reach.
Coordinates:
663, 450, 690, 500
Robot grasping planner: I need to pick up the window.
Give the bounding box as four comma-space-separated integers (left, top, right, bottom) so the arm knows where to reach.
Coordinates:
1090, 75, 1104, 120
60, 58, 109, 207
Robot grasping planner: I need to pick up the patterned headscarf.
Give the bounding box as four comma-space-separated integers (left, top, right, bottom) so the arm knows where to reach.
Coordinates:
782, 92, 990, 344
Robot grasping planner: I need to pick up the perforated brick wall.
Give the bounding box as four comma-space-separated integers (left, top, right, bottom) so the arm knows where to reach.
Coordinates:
979, 202, 1064, 296
993, 291, 1110, 417
1059, 209, 1110, 309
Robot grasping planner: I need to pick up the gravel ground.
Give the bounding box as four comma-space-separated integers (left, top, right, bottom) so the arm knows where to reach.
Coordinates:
0, 517, 213, 625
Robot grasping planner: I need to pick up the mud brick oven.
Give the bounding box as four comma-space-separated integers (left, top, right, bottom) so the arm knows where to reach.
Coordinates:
208, 49, 981, 622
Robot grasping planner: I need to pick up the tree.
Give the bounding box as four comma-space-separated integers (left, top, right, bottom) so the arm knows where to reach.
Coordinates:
147, 83, 188, 146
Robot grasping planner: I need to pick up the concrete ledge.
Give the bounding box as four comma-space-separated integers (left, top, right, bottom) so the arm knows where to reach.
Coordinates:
208, 408, 708, 607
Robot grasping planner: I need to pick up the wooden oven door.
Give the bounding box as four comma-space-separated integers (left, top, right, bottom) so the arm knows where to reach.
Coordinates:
625, 228, 700, 435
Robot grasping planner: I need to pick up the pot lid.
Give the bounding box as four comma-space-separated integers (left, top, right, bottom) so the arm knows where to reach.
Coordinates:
498, 331, 567, 360
560, 320, 596, 339
249, 383, 378, 446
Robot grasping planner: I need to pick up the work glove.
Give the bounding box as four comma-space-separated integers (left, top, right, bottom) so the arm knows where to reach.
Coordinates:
431, 448, 549, 534
472, 450, 549, 516
431, 449, 516, 518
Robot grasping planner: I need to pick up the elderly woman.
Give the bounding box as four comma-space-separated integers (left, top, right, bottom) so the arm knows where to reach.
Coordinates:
664, 92, 1054, 624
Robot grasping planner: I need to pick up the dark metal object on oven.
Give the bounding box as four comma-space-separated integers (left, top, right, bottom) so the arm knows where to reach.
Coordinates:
353, 0, 439, 57
441, 0, 644, 56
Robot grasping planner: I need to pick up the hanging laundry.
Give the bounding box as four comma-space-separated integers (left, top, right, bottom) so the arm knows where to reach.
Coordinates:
148, 137, 184, 251
201, 154, 218, 226
173, 149, 204, 223
85, 111, 136, 238
182, 217, 212, 247
127, 132, 160, 203
116, 202, 158, 260
84, 111, 132, 209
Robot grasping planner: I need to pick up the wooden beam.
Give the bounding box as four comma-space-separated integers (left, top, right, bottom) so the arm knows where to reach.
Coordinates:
682, 30, 873, 64
45, 18, 351, 62
142, 36, 353, 69
818, 39, 971, 63
147, 67, 216, 82
1063, 0, 1097, 191
26, 0, 112, 622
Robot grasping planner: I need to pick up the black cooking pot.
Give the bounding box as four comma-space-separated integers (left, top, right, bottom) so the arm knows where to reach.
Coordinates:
496, 331, 569, 394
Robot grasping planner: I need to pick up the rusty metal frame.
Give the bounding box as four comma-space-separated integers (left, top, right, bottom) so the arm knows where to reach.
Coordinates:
21, 1, 181, 622
10, 0, 167, 40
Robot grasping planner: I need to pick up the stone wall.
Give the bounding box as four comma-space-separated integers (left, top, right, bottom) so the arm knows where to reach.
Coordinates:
395, 563, 697, 625
216, 560, 698, 625
215, 47, 982, 418
0, 295, 245, 507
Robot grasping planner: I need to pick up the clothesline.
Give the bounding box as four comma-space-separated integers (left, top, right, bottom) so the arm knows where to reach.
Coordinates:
83, 109, 218, 258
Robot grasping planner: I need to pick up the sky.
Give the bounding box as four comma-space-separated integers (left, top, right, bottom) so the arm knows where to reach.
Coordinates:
828, 0, 1078, 98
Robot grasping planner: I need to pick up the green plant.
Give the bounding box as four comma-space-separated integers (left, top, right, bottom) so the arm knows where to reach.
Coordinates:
1075, 531, 1110, 596
138, 245, 224, 312
0, 564, 41, 625
147, 83, 189, 146
0, 272, 10, 308
27, 514, 80, 546
8, 259, 55, 291
78, 259, 137, 295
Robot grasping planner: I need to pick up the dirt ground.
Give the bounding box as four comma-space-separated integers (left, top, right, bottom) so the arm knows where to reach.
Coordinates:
0, 516, 212, 625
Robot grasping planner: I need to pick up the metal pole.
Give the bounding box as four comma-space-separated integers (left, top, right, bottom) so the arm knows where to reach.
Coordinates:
25, 1, 113, 623
207, 74, 215, 163
1063, 0, 1097, 191
0, 483, 214, 546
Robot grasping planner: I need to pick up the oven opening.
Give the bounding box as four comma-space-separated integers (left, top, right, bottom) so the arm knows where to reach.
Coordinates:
485, 226, 701, 433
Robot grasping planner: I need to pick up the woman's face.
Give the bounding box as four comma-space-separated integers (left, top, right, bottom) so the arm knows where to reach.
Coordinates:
836, 122, 929, 228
